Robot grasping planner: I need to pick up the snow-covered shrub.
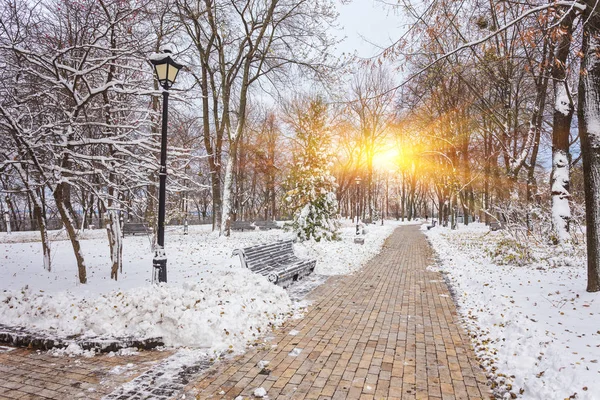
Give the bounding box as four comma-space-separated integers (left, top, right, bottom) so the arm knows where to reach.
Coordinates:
492, 192, 584, 246
486, 237, 534, 266
487, 196, 586, 268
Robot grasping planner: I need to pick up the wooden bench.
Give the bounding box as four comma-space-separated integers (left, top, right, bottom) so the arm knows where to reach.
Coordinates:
233, 240, 316, 287
122, 223, 150, 235
489, 221, 505, 231
254, 221, 280, 230
231, 221, 255, 231
426, 220, 437, 230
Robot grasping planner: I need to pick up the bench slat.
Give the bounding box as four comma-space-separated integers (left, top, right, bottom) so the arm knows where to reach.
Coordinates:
123, 223, 150, 235
244, 241, 293, 255
233, 240, 315, 287
245, 249, 295, 262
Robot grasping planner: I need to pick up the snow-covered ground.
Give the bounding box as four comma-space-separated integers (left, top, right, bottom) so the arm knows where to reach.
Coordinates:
8, 218, 596, 399
425, 223, 600, 400
0, 219, 401, 354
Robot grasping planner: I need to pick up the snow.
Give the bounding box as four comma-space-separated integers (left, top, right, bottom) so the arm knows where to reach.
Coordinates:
159, 43, 176, 54
552, 149, 572, 243
0, 220, 400, 354
2, 275, 291, 349
51, 343, 96, 358
253, 387, 267, 397
426, 223, 600, 400
103, 348, 211, 398
554, 85, 571, 116
108, 363, 136, 375
288, 348, 302, 356
257, 360, 269, 369
298, 222, 396, 276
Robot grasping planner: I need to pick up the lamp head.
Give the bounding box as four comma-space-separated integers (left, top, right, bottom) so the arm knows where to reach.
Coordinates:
150, 47, 184, 89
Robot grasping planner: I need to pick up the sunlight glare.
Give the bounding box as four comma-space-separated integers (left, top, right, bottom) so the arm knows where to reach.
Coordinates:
372, 147, 400, 171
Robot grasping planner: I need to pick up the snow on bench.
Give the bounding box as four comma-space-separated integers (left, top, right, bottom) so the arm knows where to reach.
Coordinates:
233, 240, 316, 287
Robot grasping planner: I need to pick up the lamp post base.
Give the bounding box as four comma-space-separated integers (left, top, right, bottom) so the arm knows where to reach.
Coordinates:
152, 251, 167, 283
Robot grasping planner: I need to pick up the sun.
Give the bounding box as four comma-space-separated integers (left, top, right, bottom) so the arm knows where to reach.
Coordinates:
372, 147, 400, 171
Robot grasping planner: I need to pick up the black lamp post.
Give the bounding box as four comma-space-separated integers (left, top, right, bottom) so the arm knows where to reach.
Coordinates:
355, 177, 361, 235
150, 47, 183, 284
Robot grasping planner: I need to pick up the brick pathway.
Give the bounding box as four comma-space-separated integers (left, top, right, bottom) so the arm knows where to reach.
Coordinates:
0, 347, 174, 399
183, 225, 491, 399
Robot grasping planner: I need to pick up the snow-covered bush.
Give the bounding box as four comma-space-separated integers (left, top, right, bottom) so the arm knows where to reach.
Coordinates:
493, 193, 584, 247
486, 237, 534, 266
481, 191, 585, 267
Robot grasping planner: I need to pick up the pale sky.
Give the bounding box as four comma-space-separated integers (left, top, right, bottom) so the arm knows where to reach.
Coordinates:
335, 0, 406, 59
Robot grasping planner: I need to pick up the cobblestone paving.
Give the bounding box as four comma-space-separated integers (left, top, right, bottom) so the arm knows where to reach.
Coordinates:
183, 226, 491, 399
0, 347, 174, 399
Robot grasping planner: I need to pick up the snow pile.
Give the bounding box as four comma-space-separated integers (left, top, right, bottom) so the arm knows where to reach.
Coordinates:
253, 387, 268, 398
426, 223, 600, 400
0, 267, 291, 351
51, 343, 96, 358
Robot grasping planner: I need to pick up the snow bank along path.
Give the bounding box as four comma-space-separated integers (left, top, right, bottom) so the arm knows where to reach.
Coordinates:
426, 223, 600, 400
0, 220, 402, 354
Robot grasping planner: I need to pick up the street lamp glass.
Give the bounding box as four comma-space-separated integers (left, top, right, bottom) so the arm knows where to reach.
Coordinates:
150, 51, 183, 88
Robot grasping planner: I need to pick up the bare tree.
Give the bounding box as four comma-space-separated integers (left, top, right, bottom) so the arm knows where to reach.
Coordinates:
177, 0, 338, 235
347, 65, 395, 221
0, 0, 166, 282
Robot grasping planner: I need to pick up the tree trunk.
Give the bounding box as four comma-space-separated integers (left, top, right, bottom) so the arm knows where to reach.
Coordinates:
54, 182, 87, 283
221, 137, 238, 235
221, 56, 253, 235
527, 38, 552, 204
14, 163, 52, 272
33, 199, 51, 272
579, 1, 600, 292
107, 209, 123, 280
201, 63, 222, 231
551, 10, 576, 244
400, 178, 406, 221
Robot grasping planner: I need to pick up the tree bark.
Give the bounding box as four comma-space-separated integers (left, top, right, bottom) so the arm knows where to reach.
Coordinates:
54, 182, 87, 284
32, 195, 51, 272
579, 1, 600, 292
550, 9, 576, 243
107, 209, 123, 280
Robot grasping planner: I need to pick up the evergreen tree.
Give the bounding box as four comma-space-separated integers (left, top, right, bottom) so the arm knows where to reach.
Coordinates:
285, 97, 339, 241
